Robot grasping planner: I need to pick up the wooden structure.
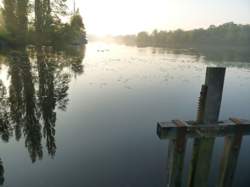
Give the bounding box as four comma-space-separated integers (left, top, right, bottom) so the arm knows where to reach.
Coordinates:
158, 119, 250, 139
157, 67, 250, 187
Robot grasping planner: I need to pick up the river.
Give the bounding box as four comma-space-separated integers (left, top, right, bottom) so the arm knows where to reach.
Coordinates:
0, 42, 250, 187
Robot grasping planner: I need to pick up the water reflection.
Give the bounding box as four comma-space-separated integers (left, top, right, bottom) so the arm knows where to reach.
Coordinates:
0, 43, 250, 187
151, 46, 250, 64
159, 131, 248, 187
0, 80, 10, 142
0, 158, 3, 186
0, 46, 85, 185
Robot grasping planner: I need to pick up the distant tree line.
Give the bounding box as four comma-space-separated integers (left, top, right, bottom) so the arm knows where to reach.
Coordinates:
116, 22, 250, 48
0, 0, 87, 48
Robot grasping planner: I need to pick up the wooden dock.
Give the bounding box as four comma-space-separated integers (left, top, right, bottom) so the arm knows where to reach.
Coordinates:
156, 67, 250, 187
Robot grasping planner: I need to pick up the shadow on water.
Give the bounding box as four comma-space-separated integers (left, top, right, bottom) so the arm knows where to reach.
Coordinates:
0, 46, 85, 185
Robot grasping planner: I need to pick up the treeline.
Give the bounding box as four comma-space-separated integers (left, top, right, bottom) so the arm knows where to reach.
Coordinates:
0, 0, 87, 48
116, 22, 250, 47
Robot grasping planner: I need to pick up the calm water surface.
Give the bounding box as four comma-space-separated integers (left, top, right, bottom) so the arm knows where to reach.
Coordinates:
0, 42, 250, 187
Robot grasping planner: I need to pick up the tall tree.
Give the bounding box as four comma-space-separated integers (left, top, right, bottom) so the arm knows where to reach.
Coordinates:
35, 0, 68, 45
2, 0, 17, 37
16, 0, 29, 44
45, 0, 52, 26
35, 0, 43, 44
69, 11, 86, 45
3, 0, 29, 45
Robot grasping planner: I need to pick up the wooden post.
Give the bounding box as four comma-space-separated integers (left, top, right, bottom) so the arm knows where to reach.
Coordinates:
166, 120, 187, 187
217, 118, 244, 187
203, 67, 226, 123
188, 67, 226, 187
157, 67, 249, 187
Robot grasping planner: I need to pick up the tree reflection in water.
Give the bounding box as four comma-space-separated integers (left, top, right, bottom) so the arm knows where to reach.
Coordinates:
0, 46, 85, 184
0, 158, 4, 186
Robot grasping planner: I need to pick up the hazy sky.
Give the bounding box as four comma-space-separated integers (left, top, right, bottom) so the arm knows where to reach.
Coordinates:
67, 0, 250, 36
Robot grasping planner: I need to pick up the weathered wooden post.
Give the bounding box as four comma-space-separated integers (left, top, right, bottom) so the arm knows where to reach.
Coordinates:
203, 67, 226, 123
157, 66, 250, 187
217, 118, 244, 187
157, 67, 250, 187
165, 120, 187, 187
188, 67, 226, 187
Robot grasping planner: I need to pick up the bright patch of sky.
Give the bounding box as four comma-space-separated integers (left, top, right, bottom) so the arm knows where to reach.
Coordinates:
67, 0, 249, 36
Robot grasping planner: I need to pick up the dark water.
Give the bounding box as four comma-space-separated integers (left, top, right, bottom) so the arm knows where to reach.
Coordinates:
0, 43, 250, 187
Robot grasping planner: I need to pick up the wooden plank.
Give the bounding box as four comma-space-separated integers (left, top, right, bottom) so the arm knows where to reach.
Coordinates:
172, 119, 189, 127
217, 135, 243, 187
229, 117, 247, 125
166, 121, 187, 187
157, 120, 250, 139
203, 67, 226, 123
188, 138, 216, 187
217, 118, 244, 187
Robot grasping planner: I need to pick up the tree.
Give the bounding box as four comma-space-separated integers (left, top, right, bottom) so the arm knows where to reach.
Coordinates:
69, 12, 86, 45
2, 0, 17, 37
35, 0, 44, 43
136, 32, 151, 47
16, 0, 29, 44
1, 0, 87, 47
71, 12, 85, 30
2, 0, 29, 45
34, 0, 68, 45
126, 22, 250, 48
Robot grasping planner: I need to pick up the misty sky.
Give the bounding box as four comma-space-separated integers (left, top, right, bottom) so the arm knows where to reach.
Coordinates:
68, 0, 250, 36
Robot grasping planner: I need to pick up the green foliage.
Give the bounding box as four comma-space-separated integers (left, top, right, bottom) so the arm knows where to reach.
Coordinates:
2, 0, 17, 36
122, 22, 250, 48
69, 13, 86, 45
71, 13, 85, 30
1, 0, 29, 46
136, 32, 151, 47
39, 13, 87, 48
0, 0, 87, 48
33, 0, 87, 46
16, 0, 29, 44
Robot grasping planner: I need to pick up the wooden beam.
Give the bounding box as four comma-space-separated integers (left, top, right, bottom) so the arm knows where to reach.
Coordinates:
157, 119, 250, 139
